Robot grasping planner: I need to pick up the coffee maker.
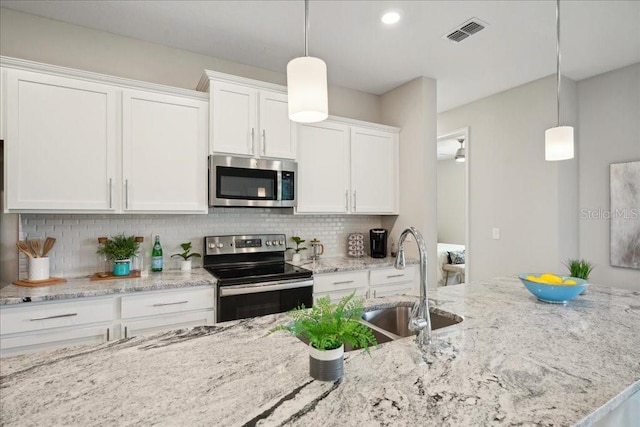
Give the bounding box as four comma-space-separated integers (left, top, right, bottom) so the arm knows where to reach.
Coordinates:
369, 229, 388, 258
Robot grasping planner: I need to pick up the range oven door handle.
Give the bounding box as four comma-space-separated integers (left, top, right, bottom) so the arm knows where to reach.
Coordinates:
219, 278, 314, 297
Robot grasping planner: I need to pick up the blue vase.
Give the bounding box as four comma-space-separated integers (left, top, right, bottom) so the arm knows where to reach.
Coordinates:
113, 260, 131, 276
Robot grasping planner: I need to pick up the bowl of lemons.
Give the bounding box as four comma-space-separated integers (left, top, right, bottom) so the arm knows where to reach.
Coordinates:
518, 273, 588, 304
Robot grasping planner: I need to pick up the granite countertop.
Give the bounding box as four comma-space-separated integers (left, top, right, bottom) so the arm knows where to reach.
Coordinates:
293, 255, 418, 274
2, 277, 638, 426
0, 269, 217, 305
0, 256, 412, 305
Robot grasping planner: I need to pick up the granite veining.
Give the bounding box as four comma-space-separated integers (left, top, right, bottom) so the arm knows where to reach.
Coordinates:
294, 255, 418, 274
1, 277, 639, 426
0, 269, 217, 305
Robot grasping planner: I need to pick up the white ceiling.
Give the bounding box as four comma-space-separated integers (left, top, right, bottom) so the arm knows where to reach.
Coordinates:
2, 0, 639, 112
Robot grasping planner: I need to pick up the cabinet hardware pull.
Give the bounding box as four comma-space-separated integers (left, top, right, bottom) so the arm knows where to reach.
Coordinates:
30, 313, 78, 321
262, 129, 266, 154
353, 191, 357, 211
345, 190, 349, 212
333, 280, 354, 285
152, 300, 189, 307
125, 179, 129, 209
108, 178, 113, 208
106, 328, 110, 341
374, 290, 377, 298
386, 274, 404, 278
124, 326, 128, 339
251, 128, 255, 154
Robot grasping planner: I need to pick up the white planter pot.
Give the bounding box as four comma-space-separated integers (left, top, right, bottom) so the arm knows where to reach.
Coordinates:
292, 253, 302, 262
180, 260, 192, 271
309, 344, 344, 382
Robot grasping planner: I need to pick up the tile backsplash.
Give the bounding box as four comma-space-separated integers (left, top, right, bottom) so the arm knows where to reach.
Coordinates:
19, 209, 382, 278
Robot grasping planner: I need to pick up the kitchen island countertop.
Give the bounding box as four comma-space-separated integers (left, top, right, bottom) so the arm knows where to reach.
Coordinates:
1, 277, 638, 426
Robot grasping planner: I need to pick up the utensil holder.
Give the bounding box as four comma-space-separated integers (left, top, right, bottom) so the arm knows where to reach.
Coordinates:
28, 257, 50, 281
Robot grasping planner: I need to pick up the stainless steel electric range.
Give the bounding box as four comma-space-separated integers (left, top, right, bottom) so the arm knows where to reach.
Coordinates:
203, 234, 313, 323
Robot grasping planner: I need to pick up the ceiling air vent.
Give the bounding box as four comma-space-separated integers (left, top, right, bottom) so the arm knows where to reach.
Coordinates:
443, 18, 488, 43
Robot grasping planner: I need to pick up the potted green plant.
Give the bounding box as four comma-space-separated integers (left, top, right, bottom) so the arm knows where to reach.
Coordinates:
287, 236, 307, 262
171, 242, 201, 271
564, 258, 594, 294
269, 292, 377, 382
97, 234, 140, 276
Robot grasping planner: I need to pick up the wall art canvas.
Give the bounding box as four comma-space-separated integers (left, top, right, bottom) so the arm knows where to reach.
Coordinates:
610, 161, 640, 269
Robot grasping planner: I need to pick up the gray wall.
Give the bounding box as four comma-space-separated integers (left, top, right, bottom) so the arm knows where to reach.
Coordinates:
438, 75, 579, 282
437, 159, 465, 244
577, 63, 640, 290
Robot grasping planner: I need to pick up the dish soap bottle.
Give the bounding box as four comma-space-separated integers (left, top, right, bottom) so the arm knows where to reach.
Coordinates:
151, 235, 163, 272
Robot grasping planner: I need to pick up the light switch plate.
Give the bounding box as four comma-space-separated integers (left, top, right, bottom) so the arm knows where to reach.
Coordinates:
492, 228, 500, 240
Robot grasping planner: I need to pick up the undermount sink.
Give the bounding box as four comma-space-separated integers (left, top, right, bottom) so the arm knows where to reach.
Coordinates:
362, 306, 463, 339
295, 305, 462, 352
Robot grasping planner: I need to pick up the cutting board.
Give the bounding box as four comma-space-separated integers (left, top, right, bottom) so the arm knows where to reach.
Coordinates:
13, 277, 67, 288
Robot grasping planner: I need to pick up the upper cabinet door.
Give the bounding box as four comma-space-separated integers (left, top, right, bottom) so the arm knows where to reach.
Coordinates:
259, 91, 295, 159
211, 82, 257, 156
122, 90, 208, 213
350, 126, 398, 214
5, 70, 117, 211
296, 121, 350, 213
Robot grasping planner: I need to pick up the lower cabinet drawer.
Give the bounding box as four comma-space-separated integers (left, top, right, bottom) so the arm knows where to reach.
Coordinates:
314, 287, 368, 303
121, 287, 214, 319
0, 298, 114, 335
370, 283, 414, 298
121, 310, 214, 339
369, 266, 415, 286
313, 271, 369, 294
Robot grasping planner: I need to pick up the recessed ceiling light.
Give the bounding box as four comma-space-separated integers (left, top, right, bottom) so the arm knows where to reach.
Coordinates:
381, 11, 401, 25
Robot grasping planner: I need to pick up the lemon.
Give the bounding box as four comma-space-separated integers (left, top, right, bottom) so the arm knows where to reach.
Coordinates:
539, 273, 563, 284
563, 279, 577, 285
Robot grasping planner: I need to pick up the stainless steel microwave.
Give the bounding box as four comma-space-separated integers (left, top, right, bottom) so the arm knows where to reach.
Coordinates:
209, 155, 297, 208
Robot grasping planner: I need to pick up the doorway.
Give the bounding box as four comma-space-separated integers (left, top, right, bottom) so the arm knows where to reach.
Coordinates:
436, 128, 469, 286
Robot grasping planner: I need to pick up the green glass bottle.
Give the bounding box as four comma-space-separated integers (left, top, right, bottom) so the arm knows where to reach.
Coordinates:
151, 235, 163, 272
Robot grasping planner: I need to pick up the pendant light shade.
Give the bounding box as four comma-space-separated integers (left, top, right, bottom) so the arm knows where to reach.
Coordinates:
454, 138, 465, 162
545, 0, 574, 161
545, 126, 574, 161
287, 0, 328, 123
287, 56, 328, 123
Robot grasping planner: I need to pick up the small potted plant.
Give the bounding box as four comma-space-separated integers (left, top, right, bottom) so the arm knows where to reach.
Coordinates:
564, 258, 594, 294
171, 242, 201, 271
269, 292, 377, 382
287, 236, 307, 262
96, 234, 140, 276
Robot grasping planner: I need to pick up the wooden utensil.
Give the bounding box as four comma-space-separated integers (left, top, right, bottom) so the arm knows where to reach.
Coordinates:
29, 239, 42, 258
16, 241, 34, 258
42, 237, 57, 257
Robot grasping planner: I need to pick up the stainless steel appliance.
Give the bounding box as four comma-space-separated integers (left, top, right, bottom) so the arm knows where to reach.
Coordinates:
370, 228, 388, 258
203, 234, 313, 322
209, 155, 297, 208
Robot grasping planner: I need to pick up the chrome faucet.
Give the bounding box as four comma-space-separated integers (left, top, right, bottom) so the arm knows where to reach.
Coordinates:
394, 227, 432, 346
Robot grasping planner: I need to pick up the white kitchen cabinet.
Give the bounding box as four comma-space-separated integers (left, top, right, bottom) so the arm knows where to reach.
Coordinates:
1, 58, 209, 214
122, 90, 208, 213
4, 69, 118, 211
0, 297, 115, 357
119, 286, 214, 339
350, 126, 398, 214
296, 118, 399, 215
369, 265, 417, 298
313, 270, 369, 302
200, 71, 295, 159
296, 121, 350, 213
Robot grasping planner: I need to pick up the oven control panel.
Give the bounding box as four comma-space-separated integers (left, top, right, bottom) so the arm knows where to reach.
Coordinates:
204, 234, 286, 255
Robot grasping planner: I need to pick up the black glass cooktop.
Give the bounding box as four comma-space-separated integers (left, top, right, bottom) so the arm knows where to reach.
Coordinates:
205, 262, 312, 286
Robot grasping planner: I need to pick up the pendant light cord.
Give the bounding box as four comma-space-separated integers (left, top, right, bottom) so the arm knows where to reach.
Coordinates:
556, 0, 561, 127
304, 0, 309, 57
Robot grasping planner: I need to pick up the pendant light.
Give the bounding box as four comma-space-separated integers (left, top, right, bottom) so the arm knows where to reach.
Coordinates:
545, 0, 574, 161
454, 138, 465, 162
287, 0, 328, 123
